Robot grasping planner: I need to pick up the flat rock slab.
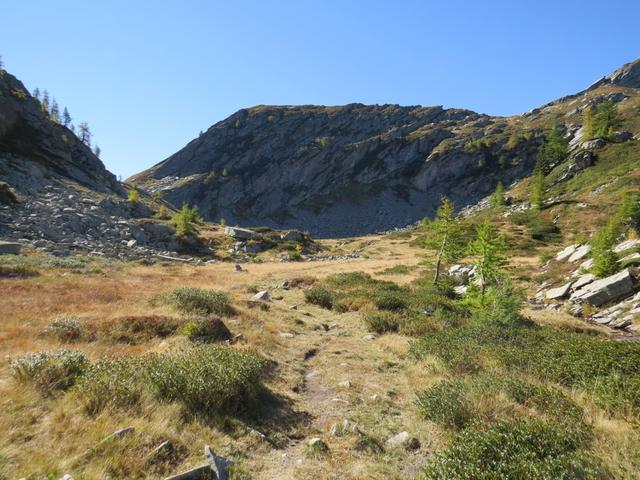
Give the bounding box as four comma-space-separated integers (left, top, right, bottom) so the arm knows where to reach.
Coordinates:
568, 244, 591, 262
556, 244, 579, 261
571, 268, 638, 306
572, 274, 595, 291
614, 239, 640, 253
0, 241, 22, 255
546, 281, 574, 300
223, 226, 257, 240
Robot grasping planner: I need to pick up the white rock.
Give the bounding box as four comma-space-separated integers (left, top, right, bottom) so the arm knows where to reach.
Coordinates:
571, 274, 595, 291
556, 244, 579, 261
613, 239, 640, 253
568, 244, 591, 262
546, 281, 574, 300
252, 290, 270, 301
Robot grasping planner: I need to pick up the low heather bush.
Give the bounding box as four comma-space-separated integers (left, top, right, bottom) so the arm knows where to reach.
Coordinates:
42, 316, 85, 342
11, 350, 88, 392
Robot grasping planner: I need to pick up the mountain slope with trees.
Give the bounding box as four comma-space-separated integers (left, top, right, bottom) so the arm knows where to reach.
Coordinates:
131, 59, 640, 237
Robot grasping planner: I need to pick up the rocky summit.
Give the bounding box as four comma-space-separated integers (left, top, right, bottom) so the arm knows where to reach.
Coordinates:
131, 60, 640, 237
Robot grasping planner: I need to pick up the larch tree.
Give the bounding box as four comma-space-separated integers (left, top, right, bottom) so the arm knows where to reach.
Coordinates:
468, 220, 507, 301
424, 196, 465, 284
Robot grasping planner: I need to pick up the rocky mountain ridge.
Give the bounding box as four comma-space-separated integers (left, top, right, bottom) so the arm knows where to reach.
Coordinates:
132, 59, 640, 237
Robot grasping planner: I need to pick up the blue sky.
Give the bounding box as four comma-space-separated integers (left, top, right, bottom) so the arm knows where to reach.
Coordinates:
1, 1, 638, 178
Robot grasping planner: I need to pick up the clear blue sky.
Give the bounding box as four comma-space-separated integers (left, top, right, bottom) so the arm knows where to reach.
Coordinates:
1, 1, 638, 178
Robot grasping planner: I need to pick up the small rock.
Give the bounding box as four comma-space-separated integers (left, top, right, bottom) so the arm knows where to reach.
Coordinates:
363, 334, 377, 340
545, 281, 574, 300
252, 290, 270, 301
386, 431, 420, 451
337, 380, 351, 388
568, 244, 590, 262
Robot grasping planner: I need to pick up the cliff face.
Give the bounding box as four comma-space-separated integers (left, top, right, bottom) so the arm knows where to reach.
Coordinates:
132, 58, 640, 238
132, 104, 541, 237
0, 70, 121, 196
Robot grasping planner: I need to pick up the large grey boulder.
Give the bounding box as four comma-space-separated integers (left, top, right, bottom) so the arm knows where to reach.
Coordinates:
280, 229, 304, 242
0, 241, 22, 255
571, 268, 638, 306
224, 226, 257, 240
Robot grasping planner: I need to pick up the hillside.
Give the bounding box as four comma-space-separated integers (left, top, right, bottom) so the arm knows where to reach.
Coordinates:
131, 60, 640, 237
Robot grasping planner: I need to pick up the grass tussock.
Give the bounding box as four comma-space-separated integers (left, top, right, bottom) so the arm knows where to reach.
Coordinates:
152, 287, 234, 316
75, 345, 267, 415
11, 350, 88, 393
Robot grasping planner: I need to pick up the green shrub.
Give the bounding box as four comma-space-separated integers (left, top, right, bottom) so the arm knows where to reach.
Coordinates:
127, 188, 140, 203
180, 316, 232, 342
144, 346, 267, 413
422, 419, 601, 479
509, 210, 560, 243
373, 292, 406, 311
76, 346, 267, 415
412, 323, 640, 414
304, 285, 335, 309
171, 203, 202, 238
42, 316, 84, 342
417, 380, 472, 429
363, 311, 401, 334
154, 288, 234, 316
11, 350, 88, 392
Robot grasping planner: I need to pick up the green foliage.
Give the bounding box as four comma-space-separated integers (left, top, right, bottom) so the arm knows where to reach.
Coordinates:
466, 220, 507, 300
127, 188, 140, 203
417, 379, 472, 429
412, 322, 640, 414
42, 316, 85, 342
531, 168, 546, 209
204, 169, 216, 184
422, 419, 600, 480
590, 192, 639, 277
508, 210, 560, 243
304, 285, 335, 309
373, 292, 407, 311
417, 376, 583, 432
536, 128, 568, 174
156, 205, 171, 220
423, 197, 465, 284
591, 223, 619, 277
180, 316, 231, 342
11, 88, 27, 100
583, 101, 621, 141
489, 182, 505, 209
363, 311, 401, 334
75, 346, 268, 415
154, 287, 234, 316
171, 203, 202, 237
222, 168, 229, 177
11, 350, 88, 392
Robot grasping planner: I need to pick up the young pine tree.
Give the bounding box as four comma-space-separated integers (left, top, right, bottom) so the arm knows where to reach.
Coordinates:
78, 122, 91, 146
127, 188, 140, 203
489, 182, 506, 209
32, 88, 41, 101
424, 197, 465, 284
531, 168, 546, 210
172, 204, 202, 238
537, 128, 568, 173
41, 90, 50, 114
467, 220, 507, 301
62, 107, 72, 128
50, 99, 60, 123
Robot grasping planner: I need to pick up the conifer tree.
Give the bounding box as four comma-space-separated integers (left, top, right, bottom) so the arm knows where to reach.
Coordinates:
468, 220, 507, 301
489, 182, 506, 209
531, 168, 545, 209
93, 145, 101, 158
62, 107, 72, 127
50, 99, 60, 123
42, 90, 50, 114
424, 196, 465, 284
32, 88, 41, 100
78, 122, 91, 146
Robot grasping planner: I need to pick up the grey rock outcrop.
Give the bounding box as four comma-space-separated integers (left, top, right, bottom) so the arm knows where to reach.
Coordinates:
570, 268, 638, 306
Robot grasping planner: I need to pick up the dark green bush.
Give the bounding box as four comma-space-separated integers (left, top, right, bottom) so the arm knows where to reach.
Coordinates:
154, 288, 234, 316
304, 285, 335, 309
11, 350, 88, 392
373, 293, 407, 311
363, 311, 401, 334
509, 210, 561, 243
422, 419, 601, 479
417, 380, 472, 429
